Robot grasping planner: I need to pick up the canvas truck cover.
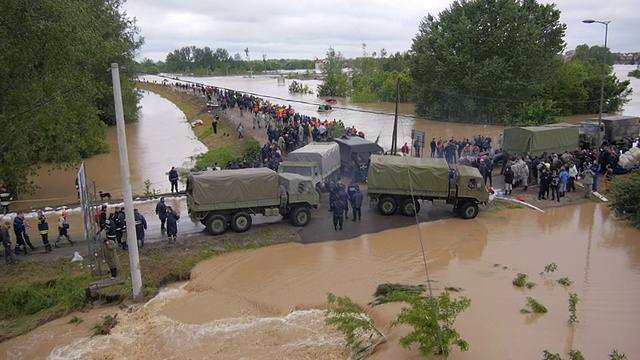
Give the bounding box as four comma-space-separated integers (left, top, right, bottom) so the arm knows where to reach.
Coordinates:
502, 126, 579, 157
367, 155, 450, 196
188, 167, 280, 205
287, 143, 341, 177
332, 137, 384, 162
589, 115, 640, 140
278, 172, 314, 195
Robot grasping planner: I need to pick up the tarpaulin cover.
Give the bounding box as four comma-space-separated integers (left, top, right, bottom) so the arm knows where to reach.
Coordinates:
287, 143, 341, 177
189, 167, 279, 205
277, 172, 313, 195
502, 125, 579, 157
367, 155, 450, 195
332, 137, 384, 163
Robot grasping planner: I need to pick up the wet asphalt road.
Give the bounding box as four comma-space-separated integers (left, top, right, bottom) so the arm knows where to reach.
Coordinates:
299, 198, 457, 244
140, 194, 461, 246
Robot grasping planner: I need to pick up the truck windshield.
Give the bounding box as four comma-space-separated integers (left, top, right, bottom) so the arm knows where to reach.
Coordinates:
281, 166, 313, 177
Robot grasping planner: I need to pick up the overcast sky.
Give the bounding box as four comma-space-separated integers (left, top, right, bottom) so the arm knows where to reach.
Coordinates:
123, 0, 638, 62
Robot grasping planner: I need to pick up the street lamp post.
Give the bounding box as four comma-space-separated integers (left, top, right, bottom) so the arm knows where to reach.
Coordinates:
582, 19, 611, 150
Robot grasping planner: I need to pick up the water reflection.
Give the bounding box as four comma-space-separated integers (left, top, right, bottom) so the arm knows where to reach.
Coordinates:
18, 91, 206, 210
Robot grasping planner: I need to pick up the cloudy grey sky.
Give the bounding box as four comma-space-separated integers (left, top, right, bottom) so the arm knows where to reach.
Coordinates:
123, 0, 638, 62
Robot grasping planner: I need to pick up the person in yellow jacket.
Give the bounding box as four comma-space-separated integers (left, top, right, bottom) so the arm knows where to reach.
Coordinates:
37, 211, 53, 252
0, 188, 11, 215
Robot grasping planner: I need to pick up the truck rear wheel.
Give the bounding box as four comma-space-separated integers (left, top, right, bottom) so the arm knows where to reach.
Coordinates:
459, 202, 479, 219
378, 197, 397, 215
400, 198, 421, 216
206, 214, 228, 236
291, 207, 311, 227
231, 212, 252, 232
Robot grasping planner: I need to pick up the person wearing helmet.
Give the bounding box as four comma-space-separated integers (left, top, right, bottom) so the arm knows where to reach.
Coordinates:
55, 210, 74, 247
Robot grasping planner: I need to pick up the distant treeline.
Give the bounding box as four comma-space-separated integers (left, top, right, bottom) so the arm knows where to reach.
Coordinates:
137, 46, 316, 75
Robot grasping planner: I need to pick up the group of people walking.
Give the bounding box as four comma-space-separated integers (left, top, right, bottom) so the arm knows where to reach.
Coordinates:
1, 210, 74, 265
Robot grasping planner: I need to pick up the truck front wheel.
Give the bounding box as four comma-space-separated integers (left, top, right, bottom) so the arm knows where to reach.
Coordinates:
231, 212, 252, 233
291, 207, 311, 227
378, 197, 397, 215
206, 214, 228, 236
400, 198, 421, 216
459, 202, 479, 219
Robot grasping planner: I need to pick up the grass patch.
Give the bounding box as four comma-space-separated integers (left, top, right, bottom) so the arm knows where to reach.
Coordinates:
0, 225, 301, 342
137, 82, 250, 155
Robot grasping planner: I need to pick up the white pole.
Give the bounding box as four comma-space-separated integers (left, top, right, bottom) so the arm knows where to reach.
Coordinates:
111, 63, 143, 301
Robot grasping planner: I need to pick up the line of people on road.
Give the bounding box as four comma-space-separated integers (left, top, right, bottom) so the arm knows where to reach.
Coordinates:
1, 210, 75, 264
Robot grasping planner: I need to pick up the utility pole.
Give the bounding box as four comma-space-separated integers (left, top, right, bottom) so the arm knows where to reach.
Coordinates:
391, 77, 400, 155
111, 63, 143, 301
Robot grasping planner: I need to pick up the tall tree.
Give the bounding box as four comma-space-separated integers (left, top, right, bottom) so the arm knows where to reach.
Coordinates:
0, 0, 142, 193
317, 47, 350, 97
411, 0, 566, 124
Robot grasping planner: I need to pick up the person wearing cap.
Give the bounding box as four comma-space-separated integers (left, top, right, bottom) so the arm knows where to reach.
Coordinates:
133, 208, 147, 248
55, 210, 74, 247
1, 220, 17, 264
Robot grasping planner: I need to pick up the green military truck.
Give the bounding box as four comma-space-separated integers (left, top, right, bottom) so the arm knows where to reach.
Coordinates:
278, 143, 341, 193
367, 155, 490, 219
186, 167, 320, 235
578, 115, 640, 149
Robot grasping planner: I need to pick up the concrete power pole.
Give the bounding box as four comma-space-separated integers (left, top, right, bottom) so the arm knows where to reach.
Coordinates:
111, 63, 143, 301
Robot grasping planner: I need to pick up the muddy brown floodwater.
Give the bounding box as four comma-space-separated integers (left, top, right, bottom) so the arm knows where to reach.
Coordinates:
5, 203, 637, 359
17, 90, 206, 211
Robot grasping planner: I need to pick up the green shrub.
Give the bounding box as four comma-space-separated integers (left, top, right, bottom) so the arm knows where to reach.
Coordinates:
609, 172, 640, 228
512, 273, 528, 287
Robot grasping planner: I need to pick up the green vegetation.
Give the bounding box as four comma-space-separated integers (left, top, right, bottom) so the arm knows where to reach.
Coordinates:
610, 350, 628, 360
409, 0, 630, 125
513, 273, 528, 287
544, 262, 559, 273
609, 171, 640, 228
543, 350, 585, 360
324, 293, 387, 359
545, 349, 629, 360
91, 314, 118, 337
391, 291, 471, 357
317, 47, 351, 97
194, 138, 260, 170
569, 350, 586, 360
370, 283, 426, 305
69, 316, 84, 325
0, 0, 142, 194
568, 293, 579, 324
288, 80, 314, 95
137, 82, 262, 171
543, 351, 564, 360
629, 69, 640, 79
521, 297, 548, 314
0, 227, 297, 342
525, 282, 537, 289
138, 46, 315, 75
558, 277, 573, 287
326, 287, 470, 358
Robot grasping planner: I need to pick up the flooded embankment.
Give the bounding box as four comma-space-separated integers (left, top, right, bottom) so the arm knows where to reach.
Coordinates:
3, 203, 638, 359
